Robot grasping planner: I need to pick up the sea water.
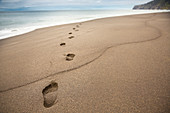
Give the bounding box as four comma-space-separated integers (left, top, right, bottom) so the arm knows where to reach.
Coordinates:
0, 10, 168, 40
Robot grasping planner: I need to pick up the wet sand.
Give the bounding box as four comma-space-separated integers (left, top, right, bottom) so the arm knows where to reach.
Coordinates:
0, 12, 170, 112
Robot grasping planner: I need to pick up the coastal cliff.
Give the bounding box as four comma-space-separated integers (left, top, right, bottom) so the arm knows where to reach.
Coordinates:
133, 0, 170, 9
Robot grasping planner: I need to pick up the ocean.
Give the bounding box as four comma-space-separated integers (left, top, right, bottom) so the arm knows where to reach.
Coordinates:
0, 10, 168, 40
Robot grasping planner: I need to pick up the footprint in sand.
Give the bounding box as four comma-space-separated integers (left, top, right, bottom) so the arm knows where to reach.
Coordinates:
69, 32, 72, 34
42, 81, 58, 108
60, 43, 66, 46
65, 53, 75, 61
73, 27, 79, 31
76, 25, 79, 28
68, 36, 74, 39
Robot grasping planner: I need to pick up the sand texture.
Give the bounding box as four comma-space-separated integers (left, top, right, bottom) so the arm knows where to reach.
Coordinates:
0, 12, 170, 112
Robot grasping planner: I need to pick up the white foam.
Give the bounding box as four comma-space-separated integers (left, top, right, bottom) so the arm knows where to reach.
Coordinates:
0, 27, 35, 40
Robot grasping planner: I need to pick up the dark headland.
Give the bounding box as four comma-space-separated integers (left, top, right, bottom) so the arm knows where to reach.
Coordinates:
133, 0, 170, 9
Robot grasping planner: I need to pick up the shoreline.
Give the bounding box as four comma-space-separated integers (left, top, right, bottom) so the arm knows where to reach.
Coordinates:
0, 10, 169, 40
0, 12, 170, 112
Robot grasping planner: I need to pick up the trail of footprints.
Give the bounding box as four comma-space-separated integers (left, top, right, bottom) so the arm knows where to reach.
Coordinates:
42, 23, 82, 108
60, 23, 81, 61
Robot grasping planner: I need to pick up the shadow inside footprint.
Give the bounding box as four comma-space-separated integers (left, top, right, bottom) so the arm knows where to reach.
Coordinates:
68, 36, 74, 39
69, 32, 72, 34
42, 82, 58, 108
60, 43, 66, 46
66, 53, 75, 61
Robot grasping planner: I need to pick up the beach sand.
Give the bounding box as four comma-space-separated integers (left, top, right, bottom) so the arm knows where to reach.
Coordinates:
0, 12, 170, 112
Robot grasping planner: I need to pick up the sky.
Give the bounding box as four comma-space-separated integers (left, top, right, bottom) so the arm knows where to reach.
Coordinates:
0, 0, 153, 11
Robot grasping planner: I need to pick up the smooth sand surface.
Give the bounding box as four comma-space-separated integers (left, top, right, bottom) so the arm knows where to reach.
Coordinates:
0, 12, 170, 112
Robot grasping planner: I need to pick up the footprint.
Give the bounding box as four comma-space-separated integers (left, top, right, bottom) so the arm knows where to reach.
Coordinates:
66, 53, 75, 61
42, 81, 58, 108
69, 32, 72, 34
68, 36, 74, 39
76, 25, 79, 28
60, 43, 66, 46
73, 27, 79, 31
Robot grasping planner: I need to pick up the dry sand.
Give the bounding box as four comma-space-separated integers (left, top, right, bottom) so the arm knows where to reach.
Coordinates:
0, 12, 170, 112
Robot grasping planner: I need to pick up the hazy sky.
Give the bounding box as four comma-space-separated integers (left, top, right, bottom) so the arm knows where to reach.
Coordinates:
0, 0, 152, 11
